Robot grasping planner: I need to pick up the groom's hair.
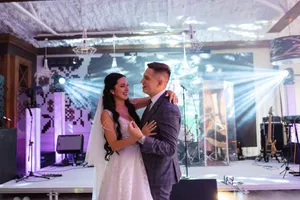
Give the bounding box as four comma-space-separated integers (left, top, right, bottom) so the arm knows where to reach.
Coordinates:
147, 62, 171, 81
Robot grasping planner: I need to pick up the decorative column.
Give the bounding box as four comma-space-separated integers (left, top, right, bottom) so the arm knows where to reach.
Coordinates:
54, 92, 65, 163
284, 85, 297, 115
25, 107, 41, 174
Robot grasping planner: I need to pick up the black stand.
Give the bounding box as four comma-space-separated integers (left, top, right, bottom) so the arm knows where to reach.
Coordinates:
53, 154, 74, 166
194, 114, 201, 163
16, 107, 49, 182
181, 85, 189, 179
280, 123, 296, 178
287, 120, 300, 176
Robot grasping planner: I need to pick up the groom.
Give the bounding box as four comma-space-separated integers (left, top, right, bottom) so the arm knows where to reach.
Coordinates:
138, 62, 181, 200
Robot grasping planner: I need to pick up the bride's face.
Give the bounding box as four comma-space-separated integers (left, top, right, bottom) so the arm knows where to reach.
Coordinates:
110, 77, 129, 101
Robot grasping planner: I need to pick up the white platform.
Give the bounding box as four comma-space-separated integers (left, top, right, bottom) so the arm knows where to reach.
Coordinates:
0, 160, 300, 194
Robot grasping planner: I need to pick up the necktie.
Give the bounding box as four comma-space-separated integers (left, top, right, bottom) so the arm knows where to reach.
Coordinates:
145, 99, 152, 113
142, 99, 152, 124
142, 99, 152, 123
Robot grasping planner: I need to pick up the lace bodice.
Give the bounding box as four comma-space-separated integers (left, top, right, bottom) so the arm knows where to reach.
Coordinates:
118, 116, 130, 139
103, 109, 131, 139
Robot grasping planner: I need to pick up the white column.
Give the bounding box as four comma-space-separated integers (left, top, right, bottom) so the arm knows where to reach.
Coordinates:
284, 85, 297, 115
54, 92, 65, 163
25, 108, 41, 174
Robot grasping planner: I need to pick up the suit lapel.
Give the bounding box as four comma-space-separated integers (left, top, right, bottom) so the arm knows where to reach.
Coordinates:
142, 91, 167, 125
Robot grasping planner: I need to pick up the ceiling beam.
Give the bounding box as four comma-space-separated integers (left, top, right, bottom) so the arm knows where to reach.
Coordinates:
0, 0, 53, 2
34, 30, 188, 41
255, 0, 285, 13
12, 2, 58, 35
37, 40, 270, 55
268, 1, 300, 33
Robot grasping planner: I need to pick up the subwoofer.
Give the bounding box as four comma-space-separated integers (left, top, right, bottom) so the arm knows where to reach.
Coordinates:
0, 128, 17, 184
170, 179, 217, 200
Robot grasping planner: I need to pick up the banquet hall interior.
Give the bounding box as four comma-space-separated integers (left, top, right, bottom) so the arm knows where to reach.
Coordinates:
1, 0, 300, 200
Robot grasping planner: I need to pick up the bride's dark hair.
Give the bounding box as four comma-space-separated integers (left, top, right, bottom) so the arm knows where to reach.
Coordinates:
102, 73, 140, 161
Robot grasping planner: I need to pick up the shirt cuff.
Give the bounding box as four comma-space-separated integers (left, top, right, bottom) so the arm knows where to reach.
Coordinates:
138, 135, 146, 144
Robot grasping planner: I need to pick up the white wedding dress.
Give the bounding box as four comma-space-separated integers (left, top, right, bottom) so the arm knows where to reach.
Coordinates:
98, 112, 153, 200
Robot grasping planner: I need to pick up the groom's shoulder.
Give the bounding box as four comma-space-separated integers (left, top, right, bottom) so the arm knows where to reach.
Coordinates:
161, 98, 180, 113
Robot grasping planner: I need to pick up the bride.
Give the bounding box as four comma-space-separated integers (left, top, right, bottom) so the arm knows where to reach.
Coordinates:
86, 73, 176, 200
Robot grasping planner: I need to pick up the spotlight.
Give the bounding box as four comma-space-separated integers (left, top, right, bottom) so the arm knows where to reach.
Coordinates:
283, 68, 294, 85
72, 58, 77, 64
53, 74, 66, 92
54, 74, 66, 85
205, 64, 214, 72
58, 77, 66, 85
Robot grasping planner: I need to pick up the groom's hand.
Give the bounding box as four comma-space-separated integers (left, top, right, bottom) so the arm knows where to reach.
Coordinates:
166, 90, 178, 104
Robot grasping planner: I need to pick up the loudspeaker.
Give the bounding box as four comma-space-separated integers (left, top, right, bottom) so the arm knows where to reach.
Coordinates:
0, 128, 17, 184
56, 134, 84, 154
282, 143, 300, 164
170, 179, 218, 200
260, 123, 284, 151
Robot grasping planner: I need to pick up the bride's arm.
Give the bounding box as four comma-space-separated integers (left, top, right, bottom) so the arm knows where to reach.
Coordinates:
130, 97, 150, 110
130, 90, 178, 110
101, 111, 141, 151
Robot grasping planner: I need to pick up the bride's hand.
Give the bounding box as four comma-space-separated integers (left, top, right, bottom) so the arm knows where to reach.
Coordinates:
128, 121, 143, 140
166, 90, 178, 104
142, 120, 157, 136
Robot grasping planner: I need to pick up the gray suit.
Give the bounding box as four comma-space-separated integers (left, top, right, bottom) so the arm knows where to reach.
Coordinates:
141, 91, 181, 200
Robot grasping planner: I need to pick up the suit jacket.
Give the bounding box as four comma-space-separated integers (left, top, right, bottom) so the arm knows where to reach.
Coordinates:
141, 91, 181, 187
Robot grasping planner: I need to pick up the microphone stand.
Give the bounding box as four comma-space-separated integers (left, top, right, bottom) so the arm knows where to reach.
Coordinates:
181, 84, 189, 179
16, 104, 49, 182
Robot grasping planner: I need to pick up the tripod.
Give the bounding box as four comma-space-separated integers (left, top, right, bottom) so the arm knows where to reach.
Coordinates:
16, 106, 49, 182
194, 114, 202, 163
181, 84, 190, 179
280, 122, 300, 178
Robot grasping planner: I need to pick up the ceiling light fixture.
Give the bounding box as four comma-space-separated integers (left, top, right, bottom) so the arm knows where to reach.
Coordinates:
72, 29, 97, 55
188, 25, 204, 52
35, 38, 53, 87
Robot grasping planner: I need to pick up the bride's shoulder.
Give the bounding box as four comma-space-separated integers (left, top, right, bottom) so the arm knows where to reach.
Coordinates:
101, 110, 114, 124
102, 109, 113, 117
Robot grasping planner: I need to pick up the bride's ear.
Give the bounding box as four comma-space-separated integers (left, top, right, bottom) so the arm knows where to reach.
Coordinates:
110, 89, 115, 95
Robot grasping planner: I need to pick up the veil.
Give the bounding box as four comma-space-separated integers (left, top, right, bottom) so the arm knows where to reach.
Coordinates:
85, 94, 107, 200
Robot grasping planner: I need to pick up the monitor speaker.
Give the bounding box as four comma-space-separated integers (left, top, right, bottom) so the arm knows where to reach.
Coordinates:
170, 179, 217, 200
56, 134, 84, 154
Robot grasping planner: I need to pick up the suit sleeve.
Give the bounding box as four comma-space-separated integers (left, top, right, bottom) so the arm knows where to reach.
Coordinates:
141, 105, 181, 157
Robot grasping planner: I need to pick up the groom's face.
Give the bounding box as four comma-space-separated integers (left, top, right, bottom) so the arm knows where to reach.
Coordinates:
141, 68, 160, 97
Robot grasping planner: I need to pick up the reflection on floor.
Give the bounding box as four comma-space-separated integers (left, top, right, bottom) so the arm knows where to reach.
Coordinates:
0, 160, 299, 200
180, 159, 300, 191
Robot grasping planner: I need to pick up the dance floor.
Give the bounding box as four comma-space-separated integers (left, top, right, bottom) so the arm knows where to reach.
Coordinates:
0, 159, 300, 199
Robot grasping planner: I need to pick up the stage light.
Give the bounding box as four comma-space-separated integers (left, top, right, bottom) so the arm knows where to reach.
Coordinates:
283, 68, 294, 85
205, 64, 214, 72
53, 74, 67, 85
53, 74, 66, 92
58, 77, 66, 85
